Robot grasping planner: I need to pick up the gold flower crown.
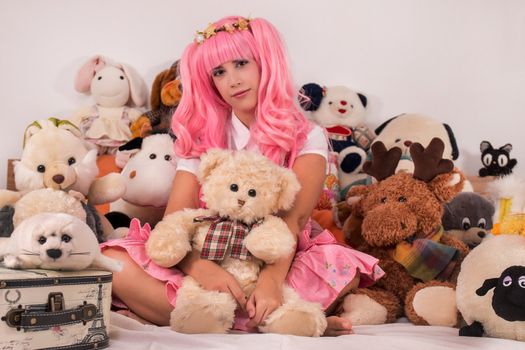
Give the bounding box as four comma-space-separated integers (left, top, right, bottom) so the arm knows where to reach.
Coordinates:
194, 18, 251, 44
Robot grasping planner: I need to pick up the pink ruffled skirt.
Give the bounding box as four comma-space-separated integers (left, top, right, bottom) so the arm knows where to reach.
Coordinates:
101, 218, 384, 319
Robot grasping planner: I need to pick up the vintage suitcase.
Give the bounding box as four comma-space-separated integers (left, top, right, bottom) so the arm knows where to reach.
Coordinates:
0, 264, 113, 350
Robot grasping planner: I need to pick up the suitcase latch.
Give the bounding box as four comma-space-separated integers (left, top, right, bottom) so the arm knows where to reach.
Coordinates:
2, 292, 98, 331
48, 292, 64, 312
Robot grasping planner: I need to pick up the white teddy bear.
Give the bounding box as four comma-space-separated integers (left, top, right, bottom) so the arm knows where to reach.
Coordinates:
146, 149, 327, 336
299, 83, 375, 195
6, 118, 125, 207
0, 118, 125, 240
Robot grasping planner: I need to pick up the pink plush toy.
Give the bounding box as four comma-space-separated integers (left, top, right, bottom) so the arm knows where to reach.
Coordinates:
71, 55, 148, 155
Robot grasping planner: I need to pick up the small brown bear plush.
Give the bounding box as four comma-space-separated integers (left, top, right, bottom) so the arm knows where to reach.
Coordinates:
130, 61, 182, 138
340, 138, 469, 327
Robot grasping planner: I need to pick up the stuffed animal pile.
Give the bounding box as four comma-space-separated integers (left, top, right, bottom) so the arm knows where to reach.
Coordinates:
339, 138, 469, 326
145, 149, 327, 336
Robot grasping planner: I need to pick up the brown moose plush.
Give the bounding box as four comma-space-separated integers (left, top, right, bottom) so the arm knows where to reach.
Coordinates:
340, 138, 469, 327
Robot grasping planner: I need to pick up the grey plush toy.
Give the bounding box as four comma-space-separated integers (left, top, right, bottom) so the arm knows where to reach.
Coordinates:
442, 192, 495, 248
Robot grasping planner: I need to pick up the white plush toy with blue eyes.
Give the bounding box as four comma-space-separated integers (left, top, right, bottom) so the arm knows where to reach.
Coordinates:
0, 213, 122, 272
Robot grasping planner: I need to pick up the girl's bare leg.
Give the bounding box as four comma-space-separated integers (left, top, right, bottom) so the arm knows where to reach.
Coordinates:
104, 247, 174, 326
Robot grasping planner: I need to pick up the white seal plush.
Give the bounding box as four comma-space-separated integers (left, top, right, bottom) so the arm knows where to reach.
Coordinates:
0, 213, 122, 271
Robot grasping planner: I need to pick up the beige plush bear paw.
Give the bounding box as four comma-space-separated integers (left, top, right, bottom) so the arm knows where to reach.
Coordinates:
340, 293, 389, 325
406, 284, 458, 327
244, 216, 295, 264
259, 286, 327, 337
170, 277, 236, 334
145, 230, 191, 268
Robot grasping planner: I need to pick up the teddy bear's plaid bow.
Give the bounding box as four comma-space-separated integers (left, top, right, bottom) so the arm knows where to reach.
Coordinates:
195, 215, 262, 262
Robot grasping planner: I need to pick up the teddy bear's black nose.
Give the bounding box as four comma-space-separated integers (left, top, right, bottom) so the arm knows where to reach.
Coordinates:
238, 199, 246, 207
477, 231, 486, 238
46, 249, 62, 259
52, 175, 65, 184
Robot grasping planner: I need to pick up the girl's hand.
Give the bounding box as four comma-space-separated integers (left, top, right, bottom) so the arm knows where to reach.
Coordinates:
178, 249, 247, 309
246, 275, 283, 327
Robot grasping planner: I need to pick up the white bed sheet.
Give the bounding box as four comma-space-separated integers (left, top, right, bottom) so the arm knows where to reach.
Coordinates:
107, 312, 524, 350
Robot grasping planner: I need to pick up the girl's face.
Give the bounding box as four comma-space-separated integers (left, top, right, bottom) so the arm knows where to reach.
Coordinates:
211, 58, 260, 117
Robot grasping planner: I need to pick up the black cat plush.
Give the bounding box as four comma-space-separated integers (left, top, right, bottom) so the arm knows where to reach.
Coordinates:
479, 141, 517, 177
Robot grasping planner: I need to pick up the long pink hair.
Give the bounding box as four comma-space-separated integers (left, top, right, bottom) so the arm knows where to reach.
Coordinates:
172, 16, 311, 167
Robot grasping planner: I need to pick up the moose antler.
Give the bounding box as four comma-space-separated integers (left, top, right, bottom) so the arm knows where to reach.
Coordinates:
363, 142, 402, 181
410, 137, 454, 182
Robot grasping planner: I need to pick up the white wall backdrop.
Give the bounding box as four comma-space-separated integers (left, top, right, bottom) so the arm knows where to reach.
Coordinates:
1, 0, 524, 188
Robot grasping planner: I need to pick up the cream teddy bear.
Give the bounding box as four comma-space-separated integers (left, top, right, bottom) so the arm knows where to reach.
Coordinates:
0, 118, 125, 240
146, 149, 327, 336
5, 118, 125, 206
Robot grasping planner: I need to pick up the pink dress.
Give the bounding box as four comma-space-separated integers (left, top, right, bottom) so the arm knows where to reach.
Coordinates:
100, 218, 384, 317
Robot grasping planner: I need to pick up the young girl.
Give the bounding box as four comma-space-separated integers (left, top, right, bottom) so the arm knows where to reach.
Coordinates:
102, 16, 384, 336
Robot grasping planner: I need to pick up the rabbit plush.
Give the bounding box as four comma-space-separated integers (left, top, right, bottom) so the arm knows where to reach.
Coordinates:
72, 55, 148, 155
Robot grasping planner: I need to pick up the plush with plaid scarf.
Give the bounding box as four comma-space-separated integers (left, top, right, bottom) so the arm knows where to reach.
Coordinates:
195, 215, 263, 261
390, 226, 459, 282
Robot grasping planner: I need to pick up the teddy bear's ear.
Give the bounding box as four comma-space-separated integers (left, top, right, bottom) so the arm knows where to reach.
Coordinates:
298, 83, 324, 111
276, 168, 301, 211
198, 149, 232, 183
53, 118, 82, 138
23, 120, 43, 148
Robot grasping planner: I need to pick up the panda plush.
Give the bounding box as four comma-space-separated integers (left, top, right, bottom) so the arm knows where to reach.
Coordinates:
479, 141, 517, 177
298, 83, 375, 192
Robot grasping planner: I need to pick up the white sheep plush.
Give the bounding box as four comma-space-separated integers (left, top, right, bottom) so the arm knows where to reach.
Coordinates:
456, 234, 525, 341
0, 213, 122, 272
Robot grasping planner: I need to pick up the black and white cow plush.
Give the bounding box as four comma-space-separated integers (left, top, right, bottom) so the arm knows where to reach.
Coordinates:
106, 133, 176, 231
479, 141, 517, 177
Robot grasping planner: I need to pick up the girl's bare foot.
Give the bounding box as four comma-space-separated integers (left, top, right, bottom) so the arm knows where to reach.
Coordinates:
323, 316, 353, 336
116, 309, 155, 325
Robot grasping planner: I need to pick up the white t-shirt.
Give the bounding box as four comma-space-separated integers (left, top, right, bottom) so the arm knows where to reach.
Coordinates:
176, 114, 328, 175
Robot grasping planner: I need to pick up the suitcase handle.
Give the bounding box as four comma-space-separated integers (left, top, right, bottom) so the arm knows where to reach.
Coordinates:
2, 292, 98, 331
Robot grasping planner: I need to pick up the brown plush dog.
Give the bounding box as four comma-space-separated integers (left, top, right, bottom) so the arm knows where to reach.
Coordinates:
130, 61, 182, 138
339, 138, 469, 327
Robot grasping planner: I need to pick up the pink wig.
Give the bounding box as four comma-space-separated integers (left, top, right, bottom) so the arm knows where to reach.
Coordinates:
172, 16, 311, 167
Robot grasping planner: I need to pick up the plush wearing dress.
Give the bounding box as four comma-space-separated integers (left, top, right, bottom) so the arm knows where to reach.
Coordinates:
100, 115, 384, 329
